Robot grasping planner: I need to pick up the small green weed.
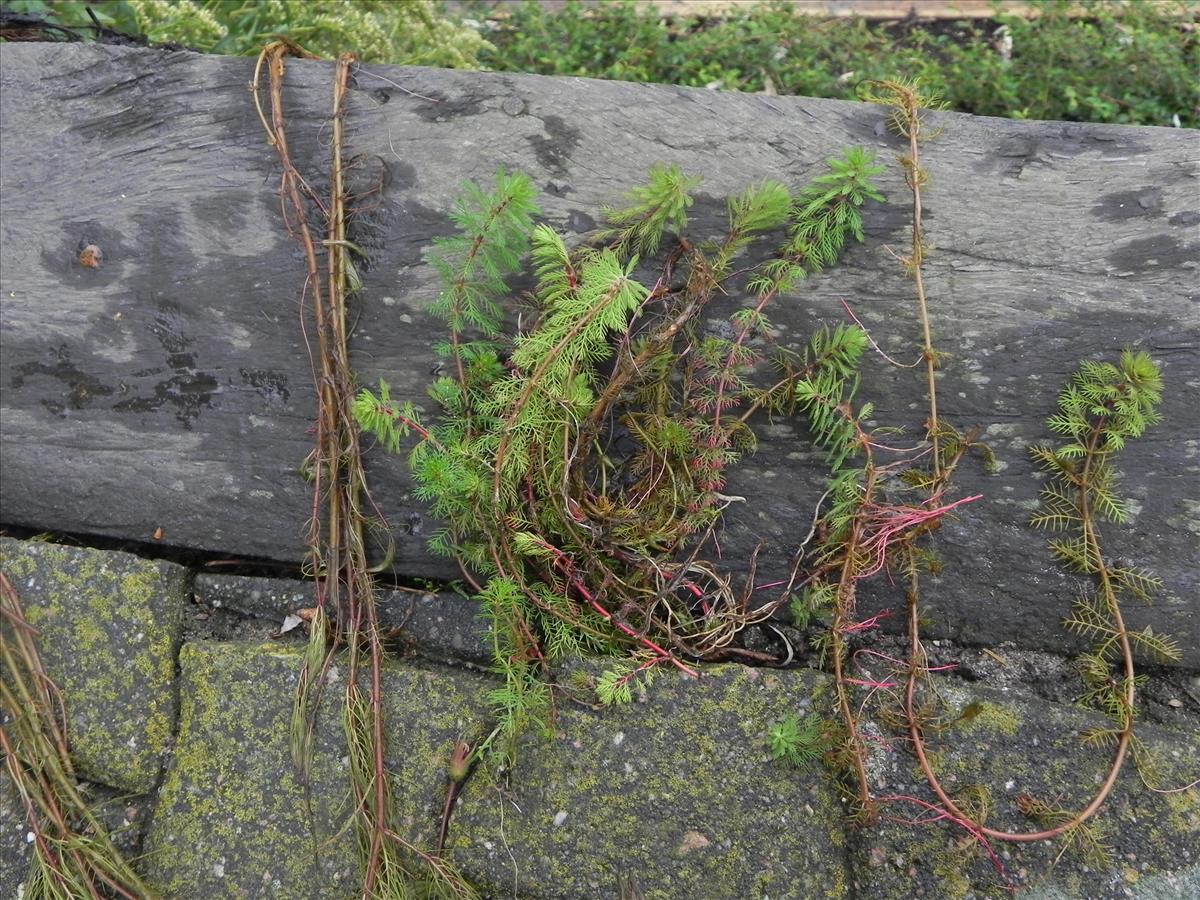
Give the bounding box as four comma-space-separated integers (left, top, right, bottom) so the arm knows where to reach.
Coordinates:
767, 712, 826, 771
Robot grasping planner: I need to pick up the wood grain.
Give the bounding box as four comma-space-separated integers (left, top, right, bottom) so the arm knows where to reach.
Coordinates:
1, 43, 1196, 663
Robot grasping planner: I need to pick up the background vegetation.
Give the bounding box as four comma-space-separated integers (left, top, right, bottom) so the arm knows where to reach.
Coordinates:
3, 0, 1196, 128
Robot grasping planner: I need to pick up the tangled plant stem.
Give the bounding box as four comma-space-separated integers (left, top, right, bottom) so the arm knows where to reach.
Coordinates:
253, 40, 475, 899
358, 152, 889, 756
855, 79, 1179, 854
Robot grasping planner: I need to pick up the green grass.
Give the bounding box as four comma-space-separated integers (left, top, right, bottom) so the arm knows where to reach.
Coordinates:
471, 0, 1198, 128
1, 0, 492, 67
4, 0, 1194, 126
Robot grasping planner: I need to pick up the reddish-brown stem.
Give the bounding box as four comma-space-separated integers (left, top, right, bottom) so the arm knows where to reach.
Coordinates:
709, 287, 779, 436
830, 458, 878, 816
530, 534, 700, 678
906, 423, 1135, 842
492, 276, 636, 503
372, 399, 444, 449
878, 794, 1012, 889
364, 589, 389, 890
435, 773, 465, 857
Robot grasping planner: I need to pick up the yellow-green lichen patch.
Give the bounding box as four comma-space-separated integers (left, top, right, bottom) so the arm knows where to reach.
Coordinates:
143, 642, 356, 899
0, 538, 187, 794
377, 664, 495, 848
450, 663, 849, 899
142, 641, 495, 899
1163, 786, 1200, 835
952, 700, 1021, 737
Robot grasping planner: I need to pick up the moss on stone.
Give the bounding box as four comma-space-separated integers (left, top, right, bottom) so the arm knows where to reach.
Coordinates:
450, 663, 849, 899
1163, 787, 1200, 835
142, 641, 495, 899
953, 699, 1021, 737
0, 538, 187, 794
143, 642, 355, 898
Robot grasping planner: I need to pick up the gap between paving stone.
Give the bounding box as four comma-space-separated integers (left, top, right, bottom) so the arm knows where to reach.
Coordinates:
192, 572, 1200, 722
192, 571, 495, 668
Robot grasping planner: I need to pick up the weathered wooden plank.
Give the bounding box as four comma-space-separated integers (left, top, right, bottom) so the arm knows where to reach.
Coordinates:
1, 43, 1197, 663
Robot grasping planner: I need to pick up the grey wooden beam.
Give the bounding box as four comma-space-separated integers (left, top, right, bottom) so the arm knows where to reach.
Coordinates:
1, 43, 1196, 663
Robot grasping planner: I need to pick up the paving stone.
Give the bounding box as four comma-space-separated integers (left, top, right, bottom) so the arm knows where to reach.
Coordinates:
0, 769, 152, 895
192, 573, 311, 622
141, 640, 493, 899
0, 772, 28, 899
449, 664, 850, 899
847, 679, 1200, 899
377, 588, 493, 667
141, 642, 854, 898
0, 537, 188, 794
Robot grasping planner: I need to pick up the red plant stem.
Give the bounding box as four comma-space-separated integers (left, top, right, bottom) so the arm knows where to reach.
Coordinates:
436, 740, 473, 854
1, 579, 144, 900
855, 494, 981, 580
526, 534, 699, 677
581, 590, 699, 678
257, 45, 337, 607
566, 567, 699, 678
877, 77, 1135, 843
709, 286, 778, 438
878, 794, 1012, 890
906, 425, 1136, 842
1, 729, 102, 900
615, 654, 667, 688
841, 610, 892, 633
